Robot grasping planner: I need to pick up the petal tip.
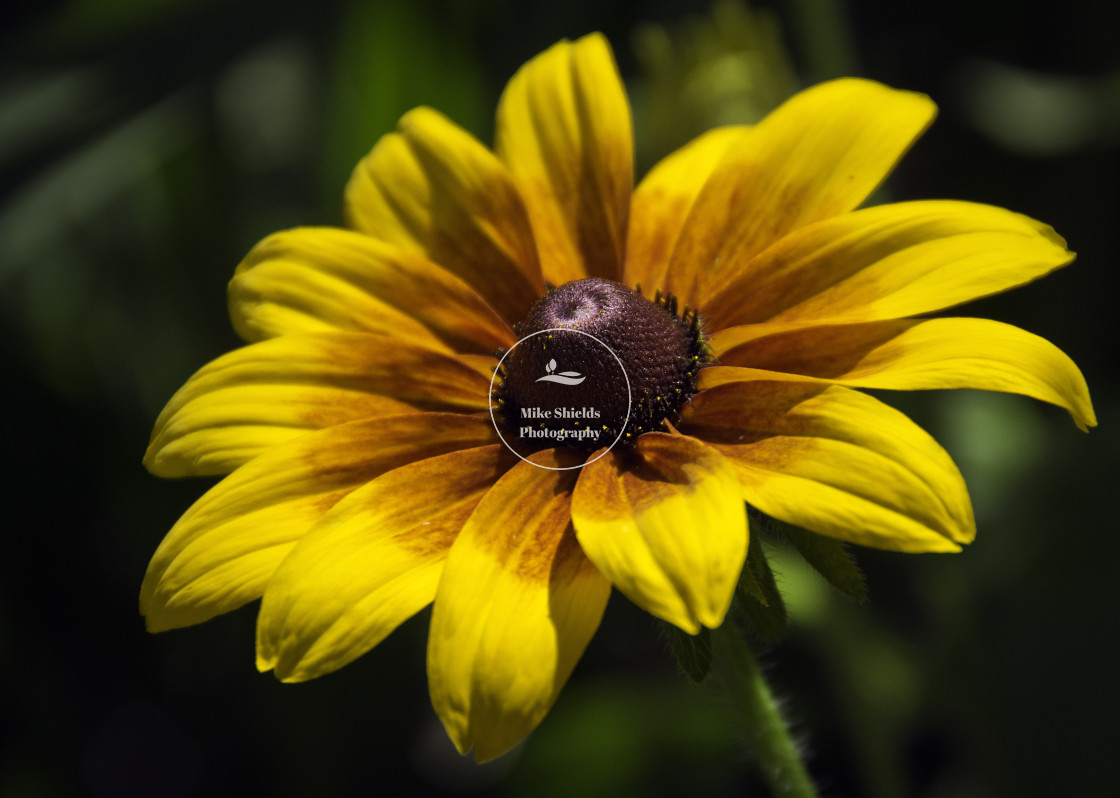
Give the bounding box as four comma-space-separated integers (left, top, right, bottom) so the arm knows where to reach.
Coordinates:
575, 31, 611, 53
432, 706, 472, 757
699, 604, 732, 632
1075, 403, 1098, 432
397, 105, 438, 129
471, 737, 518, 764
676, 616, 703, 636
141, 446, 177, 478
254, 627, 277, 674
142, 602, 176, 634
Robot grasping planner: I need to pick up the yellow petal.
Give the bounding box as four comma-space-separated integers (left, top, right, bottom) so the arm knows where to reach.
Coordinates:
697, 365, 827, 392
141, 414, 496, 632
623, 126, 750, 296
570, 433, 747, 634
712, 317, 1096, 431
229, 226, 515, 353
344, 107, 546, 324
704, 200, 1073, 329
495, 33, 633, 284
428, 449, 610, 761
669, 79, 936, 307
144, 332, 493, 477
256, 444, 511, 682
682, 380, 974, 552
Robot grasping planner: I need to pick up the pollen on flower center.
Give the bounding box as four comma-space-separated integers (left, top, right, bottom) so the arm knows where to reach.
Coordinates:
492, 278, 710, 451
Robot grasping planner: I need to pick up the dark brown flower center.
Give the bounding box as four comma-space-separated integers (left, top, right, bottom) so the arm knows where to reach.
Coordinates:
492, 278, 709, 452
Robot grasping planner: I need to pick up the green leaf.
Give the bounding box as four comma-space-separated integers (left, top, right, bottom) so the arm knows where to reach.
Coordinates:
736, 543, 770, 607
780, 524, 868, 603
733, 535, 787, 643
659, 621, 713, 683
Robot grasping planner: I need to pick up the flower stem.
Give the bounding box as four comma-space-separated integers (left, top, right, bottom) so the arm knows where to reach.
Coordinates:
712, 622, 819, 798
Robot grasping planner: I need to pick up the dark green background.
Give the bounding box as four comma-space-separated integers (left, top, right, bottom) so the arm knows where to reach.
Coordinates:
3, 1, 1117, 795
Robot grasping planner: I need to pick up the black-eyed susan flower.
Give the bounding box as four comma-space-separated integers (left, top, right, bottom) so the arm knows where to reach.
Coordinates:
142, 33, 1096, 762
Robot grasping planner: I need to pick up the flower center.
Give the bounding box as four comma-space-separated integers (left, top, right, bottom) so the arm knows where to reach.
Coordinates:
493, 278, 709, 451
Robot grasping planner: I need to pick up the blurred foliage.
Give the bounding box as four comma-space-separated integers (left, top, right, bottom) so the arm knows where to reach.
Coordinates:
2, 0, 1118, 796
631, 0, 798, 168
955, 60, 1120, 156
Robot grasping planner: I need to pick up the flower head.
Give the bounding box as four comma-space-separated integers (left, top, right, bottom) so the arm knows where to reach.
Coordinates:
142, 34, 1095, 760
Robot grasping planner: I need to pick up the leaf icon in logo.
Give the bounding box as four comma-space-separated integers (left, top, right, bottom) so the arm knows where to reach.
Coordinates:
536, 358, 586, 385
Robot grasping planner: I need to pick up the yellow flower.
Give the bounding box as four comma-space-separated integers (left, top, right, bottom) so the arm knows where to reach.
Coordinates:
141, 34, 1096, 761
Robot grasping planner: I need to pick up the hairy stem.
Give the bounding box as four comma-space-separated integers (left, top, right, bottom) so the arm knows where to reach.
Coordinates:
711, 623, 818, 798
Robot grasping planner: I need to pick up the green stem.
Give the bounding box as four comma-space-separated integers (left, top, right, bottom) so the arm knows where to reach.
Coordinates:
711, 623, 819, 798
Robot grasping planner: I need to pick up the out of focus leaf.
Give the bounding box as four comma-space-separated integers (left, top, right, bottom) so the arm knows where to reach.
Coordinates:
780, 524, 867, 603
658, 621, 713, 683
34, 0, 222, 52
734, 534, 787, 643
